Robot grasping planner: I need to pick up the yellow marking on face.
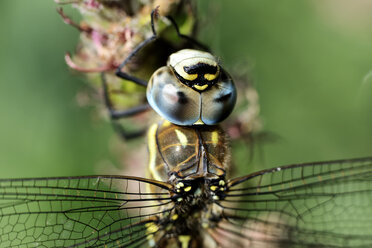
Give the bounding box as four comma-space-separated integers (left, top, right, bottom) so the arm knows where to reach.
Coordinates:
193, 118, 204, 125
175, 129, 188, 147
219, 180, 225, 186
183, 73, 198, 81
147, 234, 154, 240
204, 73, 217, 81
194, 84, 208, 91
177, 197, 183, 202
179, 235, 191, 248
148, 124, 162, 181
171, 214, 179, 220
212, 195, 219, 200
211, 131, 219, 146
184, 186, 192, 192
174, 64, 198, 81
210, 185, 218, 191
220, 187, 225, 191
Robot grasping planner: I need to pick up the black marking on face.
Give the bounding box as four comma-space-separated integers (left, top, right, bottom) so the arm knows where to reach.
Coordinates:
183, 63, 218, 76
171, 66, 220, 92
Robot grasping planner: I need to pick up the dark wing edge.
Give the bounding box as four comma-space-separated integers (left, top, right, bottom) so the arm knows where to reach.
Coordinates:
213, 157, 372, 248
0, 176, 174, 247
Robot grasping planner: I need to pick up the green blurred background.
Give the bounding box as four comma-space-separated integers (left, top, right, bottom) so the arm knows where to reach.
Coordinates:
0, 0, 371, 178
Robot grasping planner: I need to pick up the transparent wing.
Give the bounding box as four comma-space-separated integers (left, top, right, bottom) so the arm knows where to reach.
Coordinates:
0, 176, 174, 248
212, 157, 372, 248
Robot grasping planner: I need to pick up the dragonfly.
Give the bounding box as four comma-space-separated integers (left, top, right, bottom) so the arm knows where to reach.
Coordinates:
1, 7, 372, 248
1, 142, 372, 247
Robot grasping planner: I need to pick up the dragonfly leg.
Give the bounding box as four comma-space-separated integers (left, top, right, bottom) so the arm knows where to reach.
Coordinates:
111, 122, 147, 140
101, 72, 150, 140
164, 15, 210, 52
115, 8, 161, 87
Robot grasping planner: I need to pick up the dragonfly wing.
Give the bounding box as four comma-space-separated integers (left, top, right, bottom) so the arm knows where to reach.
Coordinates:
0, 176, 174, 248
211, 157, 372, 248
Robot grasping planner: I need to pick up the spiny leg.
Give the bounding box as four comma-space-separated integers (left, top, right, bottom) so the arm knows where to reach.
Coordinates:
115, 7, 210, 86
101, 72, 149, 140
165, 15, 210, 52
115, 7, 161, 87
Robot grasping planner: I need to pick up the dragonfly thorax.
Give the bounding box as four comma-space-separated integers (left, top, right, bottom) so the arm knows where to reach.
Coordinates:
147, 121, 230, 185
170, 177, 227, 209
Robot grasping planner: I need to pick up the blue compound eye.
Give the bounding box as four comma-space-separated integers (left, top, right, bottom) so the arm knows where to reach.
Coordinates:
200, 69, 237, 125
146, 49, 236, 126
147, 67, 201, 126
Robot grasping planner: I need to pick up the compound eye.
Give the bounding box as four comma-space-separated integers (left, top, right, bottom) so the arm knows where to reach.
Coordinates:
201, 70, 237, 125
161, 84, 188, 105
147, 67, 201, 125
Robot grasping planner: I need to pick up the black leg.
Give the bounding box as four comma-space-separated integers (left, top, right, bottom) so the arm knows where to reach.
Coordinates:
101, 73, 150, 118
101, 72, 150, 140
115, 7, 211, 87
111, 122, 147, 140
115, 8, 160, 87
165, 15, 210, 52
108, 104, 150, 120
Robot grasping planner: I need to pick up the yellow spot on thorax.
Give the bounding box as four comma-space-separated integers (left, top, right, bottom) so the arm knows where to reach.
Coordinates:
171, 214, 178, 220
184, 186, 192, 192
148, 124, 162, 181
175, 129, 188, 147
176, 182, 184, 188
210, 185, 218, 191
146, 223, 159, 233
211, 131, 219, 146
179, 235, 191, 248
202, 222, 209, 228
162, 120, 171, 127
